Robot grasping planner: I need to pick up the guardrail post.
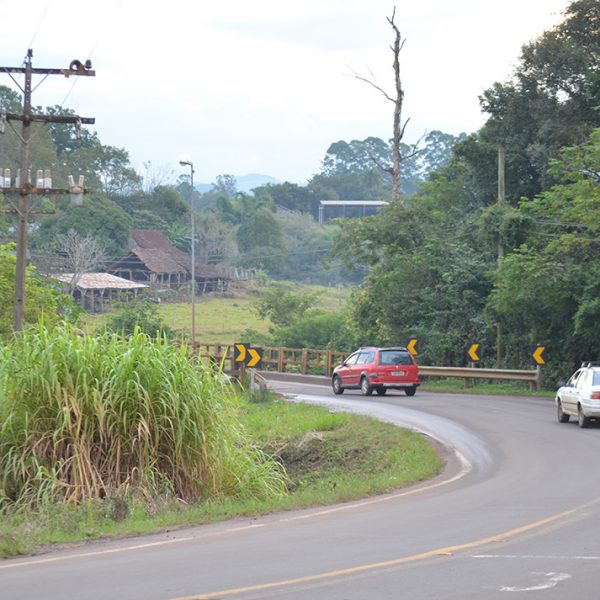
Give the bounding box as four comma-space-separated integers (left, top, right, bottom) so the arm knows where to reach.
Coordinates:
535, 365, 543, 391
466, 361, 475, 388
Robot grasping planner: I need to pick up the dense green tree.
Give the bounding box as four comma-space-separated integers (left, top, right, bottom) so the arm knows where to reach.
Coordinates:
0, 243, 66, 337
194, 210, 238, 263
489, 127, 600, 373
332, 160, 496, 365
236, 207, 286, 274
454, 0, 600, 204
254, 289, 317, 330
278, 212, 355, 283
252, 181, 319, 216
40, 106, 142, 195
322, 137, 392, 175
272, 311, 349, 350
113, 186, 189, 227
32, 194, 132, 261
214, 192, 274, 226
196, 174, 238, 209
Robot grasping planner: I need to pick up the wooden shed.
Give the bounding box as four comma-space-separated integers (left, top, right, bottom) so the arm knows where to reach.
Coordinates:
53, 273, 148, 312
108, 229, 231, 293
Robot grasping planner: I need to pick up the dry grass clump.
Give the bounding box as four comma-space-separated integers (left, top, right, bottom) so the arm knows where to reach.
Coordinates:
0, 324, 287, 510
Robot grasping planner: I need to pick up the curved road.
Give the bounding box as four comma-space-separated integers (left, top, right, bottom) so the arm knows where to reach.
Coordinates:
3, 380, 600, 599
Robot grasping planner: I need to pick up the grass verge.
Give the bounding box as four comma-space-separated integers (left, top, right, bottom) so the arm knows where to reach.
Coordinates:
419, 378, 554, 398
0, 396, 442, 559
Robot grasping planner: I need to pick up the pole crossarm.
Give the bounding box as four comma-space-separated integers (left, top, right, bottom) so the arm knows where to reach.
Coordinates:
2, 114, 95, 125
1, 66, 95, 77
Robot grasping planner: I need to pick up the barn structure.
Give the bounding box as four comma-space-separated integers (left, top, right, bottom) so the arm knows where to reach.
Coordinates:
108, 229, 231, 294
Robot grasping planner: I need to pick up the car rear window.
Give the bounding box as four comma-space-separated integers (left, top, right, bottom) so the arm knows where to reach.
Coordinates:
593, 371, 600, 386
379, 350, 413, 366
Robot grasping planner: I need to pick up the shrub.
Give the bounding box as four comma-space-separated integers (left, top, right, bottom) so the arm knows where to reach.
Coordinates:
0, 324, 287, 510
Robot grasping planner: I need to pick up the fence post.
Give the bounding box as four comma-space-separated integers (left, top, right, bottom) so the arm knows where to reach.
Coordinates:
535, 365, 543, 390
278, 348, 285, 372
231, 347, 237, 379
302, 349, 309, 374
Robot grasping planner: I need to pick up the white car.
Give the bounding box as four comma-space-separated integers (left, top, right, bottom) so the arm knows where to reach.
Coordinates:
556, 362, 600, 428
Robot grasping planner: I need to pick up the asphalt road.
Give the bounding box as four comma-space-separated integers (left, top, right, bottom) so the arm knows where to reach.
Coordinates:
3, 380, 600, 599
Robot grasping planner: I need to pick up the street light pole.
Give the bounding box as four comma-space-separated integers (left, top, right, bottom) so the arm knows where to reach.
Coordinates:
179, 160, 196, 346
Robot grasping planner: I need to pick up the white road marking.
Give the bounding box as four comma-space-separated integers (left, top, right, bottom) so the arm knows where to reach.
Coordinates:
0, 537, 194, 570
474, 554, 600, 560
0, 452, 468, 572
500, 572, 571, 592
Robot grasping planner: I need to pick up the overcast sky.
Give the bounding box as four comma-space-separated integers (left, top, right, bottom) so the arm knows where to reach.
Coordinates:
0, 0, 572, 185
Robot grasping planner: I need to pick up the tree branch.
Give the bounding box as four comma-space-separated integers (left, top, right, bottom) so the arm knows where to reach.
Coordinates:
348, 67, 395, 103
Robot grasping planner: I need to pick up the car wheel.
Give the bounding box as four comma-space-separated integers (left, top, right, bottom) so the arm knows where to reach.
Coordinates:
375, 387, 387, 396
332, 375, 344, 395
578, 405, 590, 428
405, 386, 417, 397
557, 401, 570, 423
360, 376, 373, 396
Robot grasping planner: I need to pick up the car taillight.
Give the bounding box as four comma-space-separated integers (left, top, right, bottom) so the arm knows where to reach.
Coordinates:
591, 392, 600, 400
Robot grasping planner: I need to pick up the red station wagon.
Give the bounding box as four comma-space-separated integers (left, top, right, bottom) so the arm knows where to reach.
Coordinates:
331, 346, 419, 396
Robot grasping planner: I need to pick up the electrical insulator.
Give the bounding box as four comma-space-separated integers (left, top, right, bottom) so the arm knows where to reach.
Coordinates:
44, 169, 52, 189
68, 174, 84, 205
3, 168, 10, 187
36, 170, 44, 188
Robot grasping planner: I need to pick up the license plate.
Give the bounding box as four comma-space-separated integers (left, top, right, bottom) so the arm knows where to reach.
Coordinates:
392, 371, 405, 376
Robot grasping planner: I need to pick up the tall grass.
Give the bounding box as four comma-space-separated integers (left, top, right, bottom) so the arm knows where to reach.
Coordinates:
0, 324, 287, 511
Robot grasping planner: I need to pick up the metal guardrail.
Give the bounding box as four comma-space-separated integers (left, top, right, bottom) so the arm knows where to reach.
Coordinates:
420, 365, 542, 390
194, 343, 543, 389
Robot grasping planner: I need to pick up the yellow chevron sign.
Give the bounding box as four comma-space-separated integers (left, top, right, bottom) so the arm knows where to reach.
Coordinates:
468, 343, 480, 362
532, 345, 546, 365
234, 343, 263, 368
407, 339, 418, 356
234, 343, 247, 362
247, 347, 262, 368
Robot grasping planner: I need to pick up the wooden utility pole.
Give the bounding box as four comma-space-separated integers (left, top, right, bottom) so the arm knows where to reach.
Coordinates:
496, 145, 506, 367
0, 49, 95, 331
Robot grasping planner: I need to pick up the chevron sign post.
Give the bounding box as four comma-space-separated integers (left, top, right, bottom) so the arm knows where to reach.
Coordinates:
234, 343, 263, 369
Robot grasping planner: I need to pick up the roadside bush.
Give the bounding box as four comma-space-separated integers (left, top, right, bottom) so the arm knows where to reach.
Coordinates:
273, 311, 349, 350
104, 296, 172, 337
0, 324, 287, 510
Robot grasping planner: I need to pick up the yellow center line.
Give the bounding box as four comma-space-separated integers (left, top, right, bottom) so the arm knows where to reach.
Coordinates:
171, 496, 600, 600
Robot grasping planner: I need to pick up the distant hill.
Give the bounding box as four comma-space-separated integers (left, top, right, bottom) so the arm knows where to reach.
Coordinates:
236, 173, 281, 192
195, 173, 281, 195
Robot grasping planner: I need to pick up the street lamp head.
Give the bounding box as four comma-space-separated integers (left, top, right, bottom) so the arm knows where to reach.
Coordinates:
179, 159, 193, 168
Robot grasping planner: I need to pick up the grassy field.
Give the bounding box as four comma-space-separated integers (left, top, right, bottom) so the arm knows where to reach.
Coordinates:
83, 281, 352, 345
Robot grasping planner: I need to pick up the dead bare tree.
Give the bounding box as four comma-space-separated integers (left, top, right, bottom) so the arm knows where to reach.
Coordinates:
34, 229, 107, 293
351, 7, 422, 199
